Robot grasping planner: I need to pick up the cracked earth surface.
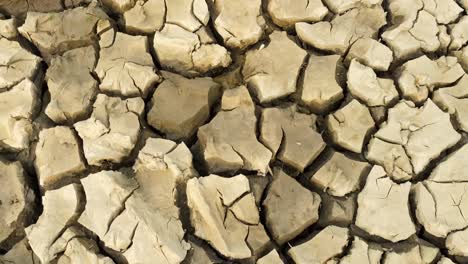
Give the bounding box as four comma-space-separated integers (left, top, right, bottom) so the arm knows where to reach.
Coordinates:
1, 0, 468, 263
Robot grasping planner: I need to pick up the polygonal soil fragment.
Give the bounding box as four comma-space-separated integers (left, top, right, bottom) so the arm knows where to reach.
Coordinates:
18, 5, 109, 59
153, 24, 231, 77
0, 161, 35, 251
197, 86, 272, 175
0, 238, 40, 264
446, 228, 468, 259
0, 15, 17, 39
448, 16, 468, 51
371, 100, 461, 176
323, 0, 382, 14
26, 184, 84, 264
318, 192, 356, 227
366, 137, 413, 182
383, 238, 440, 264
301, 54, 345, 113
340, 236, 383, 264
267, 0, 328, 28
396, 56, 465, 104
257, 250, 284, 264
310, 151, 370, 197
0, 38, 41, 91
53, 227, 115, 264
187, 174, 269, 259
80, 160, 192, 264
345, 38, 393, 71
34, 126, 85, 189
327, 99, 375, 153
74, 94, 144, 166
296, 6, 386, 54
355, 166, 416, 242
243, 31, 307, 103
382, 0, 462, 60
260, 105, 326, 172
263, 169, 321, 245
95, 32, 160, 98
147, 71, 221, 141
45, 46, 97, 124
413, 178, 468, 238
433, 74, 468, 132
123, 0, 166, 34
0, 79, 39, 151
101, 0, 135, 13
185, 242, 224, 264
208, 0, 265, 49
165, 0, 210, 32
0, 0, 63, 17
347, 60, 399, 107
288, 226, 350, 264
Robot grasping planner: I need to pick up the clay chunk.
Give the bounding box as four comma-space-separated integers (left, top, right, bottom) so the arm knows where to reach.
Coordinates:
267, 0, 328, 28
260, 105, 326, 172
446, 228, 468, 258
288, 226, 350, 264
371, 100, 461, 176
0, 239, 40, 264
0, 79, 40, 151
45, 46, 97, 124
397, 55, 465, 104
347, 60, 399, 107
0, 38, 41, 91
147, 71, 220, 141
79, 166, 191, 264
187, 174, 268, 259
153, 24, 231, 77
123, 0, 166, 34
257, 250, 284, 264
263, 169, 321, 245
26, 184, 84, 264
301, 54, 345, 113
355, 166, 416, 242
0, 161, 35, 251
323, 0, 382, 14
209, 0, 264, 49
433, 74, 468, 132
383, 238, 440, 264
340, 236, 383, 264
327, 100, 375, 153
345, 38, 393, 71
197, 86, 272, 175
18, 6, 109, 58
95, 32, 160, 98
296, 6, 386, 54
243, 31, 307, 103
34, 126, 85, 189
74, 94, 144, 166
310, 151, 370, 197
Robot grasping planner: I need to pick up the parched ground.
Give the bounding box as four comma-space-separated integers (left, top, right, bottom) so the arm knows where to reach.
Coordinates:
1, 0, 468, 263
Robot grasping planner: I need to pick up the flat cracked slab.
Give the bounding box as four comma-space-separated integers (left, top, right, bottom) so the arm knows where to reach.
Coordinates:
74, 94, 144, 165
288, 225, 350, 264
197, 85, 272, 174
263, 169, 321, 245
45, 46, 97, 124
187, 174, 269, 259
355, 166, 416, 242
327, 99, 375, 153
243, 31, 307, 103
260, 105, 326, 172
95, 32, 160, 98
0, 161, 35, 251
34, 126, 86, 189
296, 6, 386, 54
147, 71, 220, 141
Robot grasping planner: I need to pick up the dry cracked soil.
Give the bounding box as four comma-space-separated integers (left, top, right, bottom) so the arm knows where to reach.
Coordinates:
1, 0, 468, 263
